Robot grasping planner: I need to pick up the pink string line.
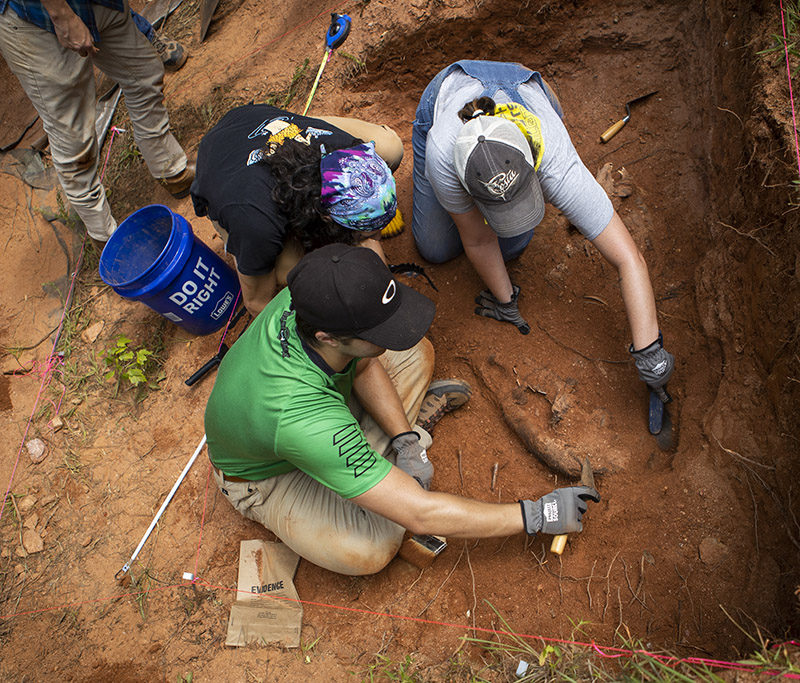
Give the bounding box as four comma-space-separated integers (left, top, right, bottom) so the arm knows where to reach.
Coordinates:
1, 573, 797, 679
216, 290, 242, 354
0, 245, 85, 524
779, 0, 800, 178
5, 8, 800, 681
99, 126, 125, 183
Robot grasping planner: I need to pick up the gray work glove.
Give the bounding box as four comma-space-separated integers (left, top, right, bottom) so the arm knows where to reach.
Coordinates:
474, 284, 531, 335
519, 486, 601, 536
630, 332, 674, 390
391, 431, 433, 490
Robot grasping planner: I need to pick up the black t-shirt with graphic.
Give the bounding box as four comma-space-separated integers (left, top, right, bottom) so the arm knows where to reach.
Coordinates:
190, 104, 358, 276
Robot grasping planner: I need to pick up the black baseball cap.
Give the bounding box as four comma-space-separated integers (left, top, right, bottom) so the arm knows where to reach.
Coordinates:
287, 244, 436, 350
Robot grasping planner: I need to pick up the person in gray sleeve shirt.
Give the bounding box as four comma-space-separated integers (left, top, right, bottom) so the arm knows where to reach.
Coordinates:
411, 60, 674, 397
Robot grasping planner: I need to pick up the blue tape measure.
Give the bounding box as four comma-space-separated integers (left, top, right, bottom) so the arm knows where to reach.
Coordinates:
326, 13, 351, 50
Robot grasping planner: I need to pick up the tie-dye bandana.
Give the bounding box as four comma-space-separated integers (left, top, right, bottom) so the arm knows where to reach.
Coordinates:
320, 141, 397, 232
492, 103, 545, 171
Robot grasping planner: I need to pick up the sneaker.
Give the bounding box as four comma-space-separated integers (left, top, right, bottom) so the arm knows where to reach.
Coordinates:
415, 379, 472, 432
160, 162, 195, 199
151, 32, 187, 71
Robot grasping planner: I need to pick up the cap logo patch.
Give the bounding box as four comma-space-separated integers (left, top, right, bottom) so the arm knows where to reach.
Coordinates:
381, 280, 396, 304
481, 170, 519, 200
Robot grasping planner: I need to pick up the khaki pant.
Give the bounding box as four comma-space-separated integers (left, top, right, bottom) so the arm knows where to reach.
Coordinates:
0, 0, 186, 240
213, 337, 435, 575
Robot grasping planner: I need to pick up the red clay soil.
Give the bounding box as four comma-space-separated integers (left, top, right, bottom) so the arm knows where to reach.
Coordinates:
1, 0, 798, 681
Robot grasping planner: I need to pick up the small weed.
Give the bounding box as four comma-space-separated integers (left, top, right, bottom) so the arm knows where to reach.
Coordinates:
116, 134, 143, 168
176, 673, 193, 683
54, 190, 79, 231
360, 654, 421, 683
265, 59, 310, 109
299, 635, 322, 663
130, 567, 153, 621
101, 335, 162, 398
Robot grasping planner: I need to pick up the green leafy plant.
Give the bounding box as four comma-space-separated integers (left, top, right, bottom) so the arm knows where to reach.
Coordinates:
101, 335, 158, 397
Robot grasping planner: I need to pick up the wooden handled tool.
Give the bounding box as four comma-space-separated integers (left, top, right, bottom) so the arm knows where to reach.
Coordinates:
550, 456, 595, 555
599, 90, 658, 143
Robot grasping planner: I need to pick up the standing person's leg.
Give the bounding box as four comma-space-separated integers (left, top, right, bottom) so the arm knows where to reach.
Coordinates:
91, 0, 188, 186
314, 115, 403, 171
0, 12, 116, 240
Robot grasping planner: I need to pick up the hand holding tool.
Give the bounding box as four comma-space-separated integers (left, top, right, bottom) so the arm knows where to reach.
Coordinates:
521, 482, 600, 537
599, 90, 658, 143
302, 13, 352, 116
630, 332, 674, 390
550, 458, 596, 554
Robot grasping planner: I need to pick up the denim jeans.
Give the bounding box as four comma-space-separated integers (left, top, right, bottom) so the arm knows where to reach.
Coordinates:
411, 60, 562, 264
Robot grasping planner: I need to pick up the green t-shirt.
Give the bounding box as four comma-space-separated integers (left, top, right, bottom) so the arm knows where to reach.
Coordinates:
204, 287, 392, 498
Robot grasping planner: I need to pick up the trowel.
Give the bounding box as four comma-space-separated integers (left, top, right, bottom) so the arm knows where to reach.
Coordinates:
599, 90, 658, 143
649, 385, 677, 451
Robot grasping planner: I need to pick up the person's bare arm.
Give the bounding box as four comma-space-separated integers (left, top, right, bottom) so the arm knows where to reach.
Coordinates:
352, 467, 524, 538
237, 269, 277, 318
41, 0, 96, 55
451, 207, 514, 302
352, 357, 411, 439
360, 235, 388, 264
590, 211, 659, 349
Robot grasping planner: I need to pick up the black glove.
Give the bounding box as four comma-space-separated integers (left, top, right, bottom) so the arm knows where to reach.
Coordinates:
474, 284, 530, 335
519, 486, 600, 536
391, 431, 433, 489
630, 332, 674, 390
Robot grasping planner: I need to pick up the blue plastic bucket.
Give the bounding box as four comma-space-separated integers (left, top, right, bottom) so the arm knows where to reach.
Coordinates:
99, 205, 239, 335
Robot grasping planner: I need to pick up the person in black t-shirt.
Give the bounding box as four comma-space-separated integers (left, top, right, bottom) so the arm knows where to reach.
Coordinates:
191, 104, 403, 316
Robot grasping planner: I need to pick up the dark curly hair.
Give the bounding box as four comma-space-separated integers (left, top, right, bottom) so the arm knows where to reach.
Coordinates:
458, 96, 497, 123
262, 140, 365, 252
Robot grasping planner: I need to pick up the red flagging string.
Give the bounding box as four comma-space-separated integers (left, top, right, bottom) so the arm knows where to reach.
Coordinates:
1, 576, 798, 679
216, 290, 241, 355
99, 126, 126, 183
779, 0, 800, 179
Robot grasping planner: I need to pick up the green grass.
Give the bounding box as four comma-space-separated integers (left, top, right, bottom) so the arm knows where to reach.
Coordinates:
265, 58, 311, 109
757, 0, 800, 76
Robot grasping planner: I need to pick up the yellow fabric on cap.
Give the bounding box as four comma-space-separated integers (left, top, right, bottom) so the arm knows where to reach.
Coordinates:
492, 103, 545, 171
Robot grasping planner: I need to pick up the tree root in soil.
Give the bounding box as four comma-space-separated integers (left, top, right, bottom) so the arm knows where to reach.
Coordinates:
466, 354, 597, 478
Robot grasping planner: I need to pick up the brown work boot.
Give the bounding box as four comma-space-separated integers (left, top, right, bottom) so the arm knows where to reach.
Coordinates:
151, 32, 187, 71
161, 162, 195, 199
415, 379, 472, 432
